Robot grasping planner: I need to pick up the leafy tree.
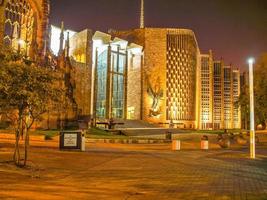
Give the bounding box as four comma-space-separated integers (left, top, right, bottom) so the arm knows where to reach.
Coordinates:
239, 53, 267, 130
0, 47, 65, 167
254, 54, 267, 129
238, 84, 249, 130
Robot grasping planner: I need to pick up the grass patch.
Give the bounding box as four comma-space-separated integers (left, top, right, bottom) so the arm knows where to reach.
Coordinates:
86, 127, 128, 139
30, 130, 60, 138
194, 129, 242, 134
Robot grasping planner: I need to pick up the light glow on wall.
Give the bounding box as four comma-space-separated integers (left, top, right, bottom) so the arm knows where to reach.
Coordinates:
50, 25, 76, 55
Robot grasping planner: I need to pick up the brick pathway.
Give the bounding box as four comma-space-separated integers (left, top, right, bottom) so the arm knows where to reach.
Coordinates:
0, 141, 267, 200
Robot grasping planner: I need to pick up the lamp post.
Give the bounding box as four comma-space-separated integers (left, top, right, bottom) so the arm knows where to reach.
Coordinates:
248, 58, 255, 159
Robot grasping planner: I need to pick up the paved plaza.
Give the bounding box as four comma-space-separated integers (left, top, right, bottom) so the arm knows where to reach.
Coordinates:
0, 135, 267, 200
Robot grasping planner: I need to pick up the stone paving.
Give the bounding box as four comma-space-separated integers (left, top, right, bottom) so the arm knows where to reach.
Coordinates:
0, 138, 267, 199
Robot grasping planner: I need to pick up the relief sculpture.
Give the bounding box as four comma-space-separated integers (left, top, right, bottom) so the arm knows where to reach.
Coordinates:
146, 76, 164, 117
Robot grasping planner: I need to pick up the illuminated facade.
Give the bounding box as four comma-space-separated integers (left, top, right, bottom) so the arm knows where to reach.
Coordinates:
0, 0, 242, 130
0, 0, 50, 58
166, 29, 199, 128
92, 31, 143, 120
223, 66, 233, 129
212, 62, 241, 130
213, 60, 224, 129
199, 52, 213, 130
110, 28, 199, 128
232, 69, 241, 129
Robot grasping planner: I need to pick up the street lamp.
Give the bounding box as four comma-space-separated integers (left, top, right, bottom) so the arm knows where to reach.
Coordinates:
248, 57, 255, 159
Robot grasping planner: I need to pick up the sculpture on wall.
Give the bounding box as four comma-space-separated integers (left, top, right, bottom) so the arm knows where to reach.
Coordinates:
147, 76, 164, 117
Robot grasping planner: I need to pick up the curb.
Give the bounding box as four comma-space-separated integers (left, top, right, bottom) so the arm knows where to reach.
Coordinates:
86, 138, 171, 144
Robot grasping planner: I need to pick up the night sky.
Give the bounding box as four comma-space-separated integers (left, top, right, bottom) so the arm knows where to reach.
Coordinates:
50, 0, 267, 70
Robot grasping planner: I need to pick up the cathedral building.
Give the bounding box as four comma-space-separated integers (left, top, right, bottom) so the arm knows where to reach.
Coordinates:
0, 0, 50, 59
109, 28, 199, 129
0, 0, 242, 130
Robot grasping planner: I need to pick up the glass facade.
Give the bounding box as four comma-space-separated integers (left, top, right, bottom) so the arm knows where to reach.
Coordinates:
111, 52, 126, 119
95, 48, 126, 119
96, 50, 108, 118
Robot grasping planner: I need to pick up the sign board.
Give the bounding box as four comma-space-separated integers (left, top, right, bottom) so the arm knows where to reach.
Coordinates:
60, 131, 82, 150
64, 133, 77, 147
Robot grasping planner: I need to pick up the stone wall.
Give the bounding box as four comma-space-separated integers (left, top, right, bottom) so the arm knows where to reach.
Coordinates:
110, 28, 167, 124
143, 28, 167, 124
0, 1, 5, 45
69, 29, 93, 118
127, 52, 142, 120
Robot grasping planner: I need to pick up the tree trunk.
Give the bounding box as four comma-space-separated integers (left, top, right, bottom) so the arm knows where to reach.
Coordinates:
23, 128, 29, 166
13, 128, 20, 166
13, 115, 23, 166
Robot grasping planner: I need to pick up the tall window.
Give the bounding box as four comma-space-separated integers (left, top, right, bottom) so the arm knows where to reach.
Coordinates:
111, 52, 126, 119
96, 50, 108, 118
4, 0, 34, 56
95, 48, 126, 119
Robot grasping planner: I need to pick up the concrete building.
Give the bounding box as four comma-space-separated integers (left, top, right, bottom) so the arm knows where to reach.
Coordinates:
213, 60, 225, 129
223, 66, 233, 129
110, 28, 199, 129
212, 61, 241, 130
232, 69, 241, 129
199, 52, 213, 130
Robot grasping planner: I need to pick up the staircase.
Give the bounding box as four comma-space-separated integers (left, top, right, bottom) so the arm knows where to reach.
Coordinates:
112, 120, 187, 136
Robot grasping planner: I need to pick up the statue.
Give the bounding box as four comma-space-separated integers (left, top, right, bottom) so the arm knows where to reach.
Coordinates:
147, 76, 164, 117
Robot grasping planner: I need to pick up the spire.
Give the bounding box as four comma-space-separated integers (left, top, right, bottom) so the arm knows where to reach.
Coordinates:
140, 0, 144, 28
58, 21, 64, 55
65, 32, 70, 58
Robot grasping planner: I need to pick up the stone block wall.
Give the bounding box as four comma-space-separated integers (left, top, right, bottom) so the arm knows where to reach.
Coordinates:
143, 28, 167, 124
110, 28, 167, 124
69, 29, 93, 118
127, 52, 142, 120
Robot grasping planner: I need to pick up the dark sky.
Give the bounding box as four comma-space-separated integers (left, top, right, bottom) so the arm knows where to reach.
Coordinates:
50, 0, 267, 70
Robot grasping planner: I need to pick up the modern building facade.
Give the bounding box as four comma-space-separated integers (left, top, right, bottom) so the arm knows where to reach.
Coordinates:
199, 52, 214, 130
232, 69, 241, 129
92, 31, 143, 121
213, 60, 224, 129
212, 62, 241, 130
110, 28, 200, 129
223, 66, 233, 129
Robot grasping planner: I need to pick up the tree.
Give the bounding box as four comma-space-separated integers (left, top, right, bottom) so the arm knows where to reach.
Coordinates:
254, 54, 267, 129
0, 47, 65, 167
238, 83, 249, 130
239, 53, 267, 130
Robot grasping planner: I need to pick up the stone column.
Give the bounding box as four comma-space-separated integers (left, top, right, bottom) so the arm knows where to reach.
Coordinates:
93, 48, 98, 125
105, 45, 112, 119
124, 50, 128, 119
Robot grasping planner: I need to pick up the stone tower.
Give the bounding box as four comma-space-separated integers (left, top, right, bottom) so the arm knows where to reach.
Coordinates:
140, 0, 144, 28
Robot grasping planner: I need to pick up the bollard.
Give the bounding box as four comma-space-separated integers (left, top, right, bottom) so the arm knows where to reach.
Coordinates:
81, 133, 86, 152
166, 131, 172, 140
201, 135, 209, 150
172, 140, 181, 151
